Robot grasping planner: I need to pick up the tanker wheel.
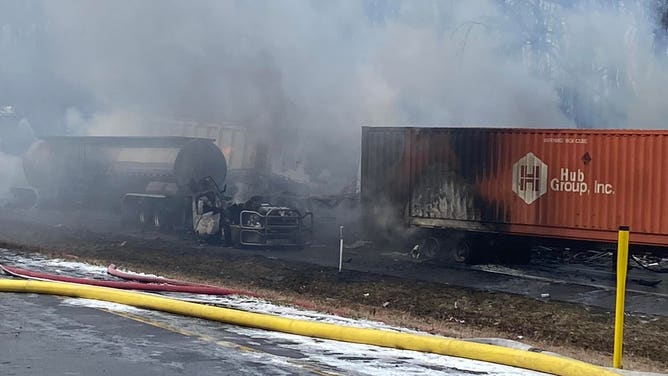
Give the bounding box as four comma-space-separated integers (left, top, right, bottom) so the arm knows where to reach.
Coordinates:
152, 211, 166, 232
138, 208, 150, 228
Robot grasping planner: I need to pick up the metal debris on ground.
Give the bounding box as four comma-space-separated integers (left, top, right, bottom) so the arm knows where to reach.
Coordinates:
631, 254, 668, 274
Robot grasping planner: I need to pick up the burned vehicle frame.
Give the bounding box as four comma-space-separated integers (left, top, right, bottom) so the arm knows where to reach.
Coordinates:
223, 196, 313, 247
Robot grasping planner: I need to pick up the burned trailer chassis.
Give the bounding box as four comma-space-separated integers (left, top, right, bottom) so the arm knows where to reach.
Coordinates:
121, 193, 190, 232
410, 226, 535, 265
408, 218, 661, 265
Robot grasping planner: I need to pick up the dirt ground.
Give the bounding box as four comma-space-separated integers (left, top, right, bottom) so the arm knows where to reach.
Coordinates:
0, 215, 667, 372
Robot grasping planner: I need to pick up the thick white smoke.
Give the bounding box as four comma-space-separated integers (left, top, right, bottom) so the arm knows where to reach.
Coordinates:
361, 2, 572, 127
2, 0, 668, 191
0, 151, 22, 198
0, 106, 32, 197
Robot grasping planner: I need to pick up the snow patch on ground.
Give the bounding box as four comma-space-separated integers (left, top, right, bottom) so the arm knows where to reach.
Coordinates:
1, 248, 554, 375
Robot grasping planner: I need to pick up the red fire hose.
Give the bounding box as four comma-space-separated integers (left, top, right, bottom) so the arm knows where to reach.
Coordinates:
106, 263, 335, 313
106, 264, 217, 287
0, 264, 256, 297
3, 263, 346, 316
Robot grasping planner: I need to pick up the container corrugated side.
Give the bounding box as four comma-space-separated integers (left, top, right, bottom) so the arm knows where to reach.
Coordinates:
361, 126, 668, 247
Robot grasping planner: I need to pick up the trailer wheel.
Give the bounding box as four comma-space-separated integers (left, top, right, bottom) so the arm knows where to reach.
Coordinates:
152, 211, 166, 232
138, 208, 149, 228
416, 236, 440, 259
452, 240, 471, 263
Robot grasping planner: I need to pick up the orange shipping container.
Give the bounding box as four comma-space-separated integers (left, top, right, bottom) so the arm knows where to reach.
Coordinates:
361, 127, 668, 247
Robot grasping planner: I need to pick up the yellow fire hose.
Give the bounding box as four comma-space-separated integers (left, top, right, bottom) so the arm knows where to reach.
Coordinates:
0, 279, 620, 376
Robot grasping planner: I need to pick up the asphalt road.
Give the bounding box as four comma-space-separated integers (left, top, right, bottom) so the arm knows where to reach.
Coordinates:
0, 293, 318, 376
1, 289, 554, 376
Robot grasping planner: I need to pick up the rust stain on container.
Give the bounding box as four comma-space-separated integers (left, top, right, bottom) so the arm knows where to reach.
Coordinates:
361, 127, 668, 246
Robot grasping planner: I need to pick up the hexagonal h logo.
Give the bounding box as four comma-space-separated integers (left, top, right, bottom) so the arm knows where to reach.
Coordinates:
512, 152, 548, 204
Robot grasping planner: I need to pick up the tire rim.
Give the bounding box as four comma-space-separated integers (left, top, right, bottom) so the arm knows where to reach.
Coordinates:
453, 241, 470, 263
421, 237, 440, 259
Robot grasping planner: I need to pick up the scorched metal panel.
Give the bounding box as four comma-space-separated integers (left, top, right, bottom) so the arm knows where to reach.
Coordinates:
361, 127, 668, 246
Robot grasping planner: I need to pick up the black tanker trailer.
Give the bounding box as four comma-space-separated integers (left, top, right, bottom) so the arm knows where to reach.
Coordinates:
17, 136, 310, 247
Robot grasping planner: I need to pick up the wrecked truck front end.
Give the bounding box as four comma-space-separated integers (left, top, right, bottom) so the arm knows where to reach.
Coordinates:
230, 205, 313, 247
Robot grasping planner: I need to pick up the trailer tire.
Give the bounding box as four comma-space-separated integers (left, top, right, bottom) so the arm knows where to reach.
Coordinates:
138, 208, 150, 228
416, 236, 441, 259
152, 210, 167, 232
450, 239, 471, 263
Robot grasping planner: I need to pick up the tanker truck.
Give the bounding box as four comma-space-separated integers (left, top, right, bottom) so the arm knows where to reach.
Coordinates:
16, 136, 311, 247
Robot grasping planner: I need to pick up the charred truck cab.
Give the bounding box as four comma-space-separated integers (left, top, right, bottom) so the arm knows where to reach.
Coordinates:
224, 196, 313, 247
20, 136, 310, 248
